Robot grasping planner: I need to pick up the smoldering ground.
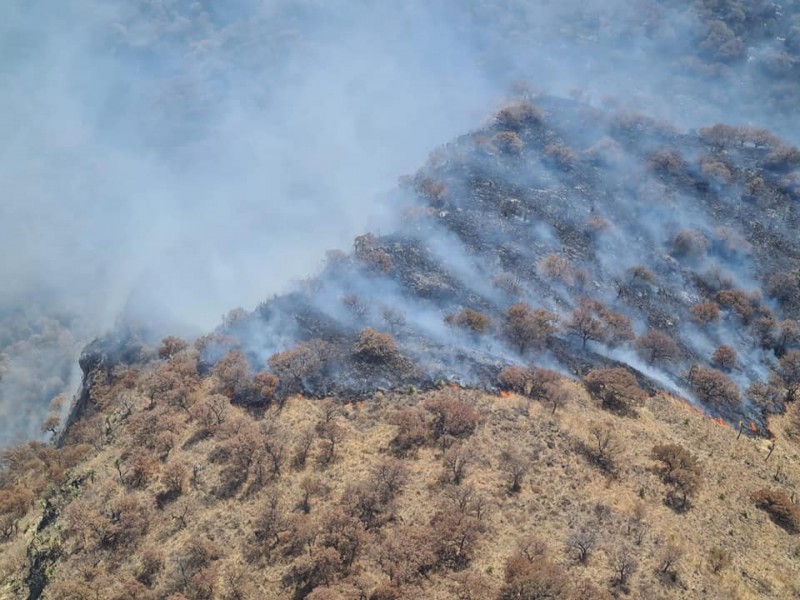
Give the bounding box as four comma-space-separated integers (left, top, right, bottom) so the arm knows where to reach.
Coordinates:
2, 0, 800, 444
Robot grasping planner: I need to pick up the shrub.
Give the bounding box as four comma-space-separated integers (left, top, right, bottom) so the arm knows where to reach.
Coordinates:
715, 289, 756, 322
779, 350, 800, 400
543, 144, 576, 170
159, 337, 188, 359
648, 149, 688, 178
268, 342, 330, 394
498, 553, 570, 600
352, 328, 398, 362
388, 408, 428, 456
566, 299, 634, 349
423, 396, 479, 445
495, 100, 544, 131
213, 351, 251, 400
752, 488, 800, 533
672, 230, 709, 259
445, 309, 491, 335
635, 330, 680, 365
537, 253, 574, 284
505, 304, 559, 354
497, 366, 534, 397
651, 444, 703, 510
583, 368, 647, 414
492, 131, 525, 155
688, 366, 740, 412
690, 302, 721, 324
710, 345, 736, 370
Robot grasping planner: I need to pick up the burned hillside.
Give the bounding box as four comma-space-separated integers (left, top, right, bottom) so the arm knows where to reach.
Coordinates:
162, 95, 800, 431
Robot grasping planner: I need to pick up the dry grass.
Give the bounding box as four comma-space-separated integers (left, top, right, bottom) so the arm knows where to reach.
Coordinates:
2, 368, 800, 599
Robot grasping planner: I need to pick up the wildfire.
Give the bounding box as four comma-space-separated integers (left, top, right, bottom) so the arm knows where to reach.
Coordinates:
749, 420, 758, 433
709, 416, 726, 427
499, 390, 511, 398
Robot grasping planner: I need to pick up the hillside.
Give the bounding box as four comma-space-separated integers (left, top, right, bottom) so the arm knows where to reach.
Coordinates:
2, 92, 800, 599
2, 347, 800, 599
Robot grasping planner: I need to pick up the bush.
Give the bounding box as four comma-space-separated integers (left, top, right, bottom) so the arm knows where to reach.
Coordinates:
752, 488, 800, 533
688, 366, 740, 412
492, 131, 525, 155
498, 553, 570, 600
565, 299, 634, 349
715, 289, 757, 322
423, 396, 479, 445
504, 304, 559, 354
445, 309, 491, 335
635, 330, 680, 365
690, 302, 721, 324
352, 329, 398, 363
711, 345, 737, 370
495, 100, 544, 131
651, 444, 703, 510
583, 368, 647, 414
537, 253, 574, 284
672, 230, 709, 259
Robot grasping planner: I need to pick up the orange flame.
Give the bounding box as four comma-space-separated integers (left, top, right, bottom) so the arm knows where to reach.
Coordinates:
499, 390, 511, 398
749, 420, 758, 433
709, 416, 726, 427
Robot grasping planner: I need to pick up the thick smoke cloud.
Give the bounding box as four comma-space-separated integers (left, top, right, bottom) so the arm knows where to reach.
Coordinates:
1, 0, 796, 444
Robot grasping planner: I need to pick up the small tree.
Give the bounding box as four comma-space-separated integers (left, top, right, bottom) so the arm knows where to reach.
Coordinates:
779, 350, 800, 400
159, 337, 188, 359
566, 299, 634, 348
352, 328, 398, 362
708, 547, 732, 574
500, 448, 530, 494
442, 444, 474, 486
505, 304, 559, 353
688, 366, 740, 412
445, 309, 491, 335
565, 529, 597, 564
498, 553, 571, 600
583, 368, 647, 414
651, 444, 702, 510
609, 546, 639, 589
711, 345, 737, 371
690, 302, 721, 324
586, 422, 620, 473
423, 396, 479, 446
752, 487, 800, 533
635, 330, 680, 365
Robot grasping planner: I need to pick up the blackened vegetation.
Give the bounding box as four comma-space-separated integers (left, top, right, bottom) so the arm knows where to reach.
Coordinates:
75, 96, 800, 432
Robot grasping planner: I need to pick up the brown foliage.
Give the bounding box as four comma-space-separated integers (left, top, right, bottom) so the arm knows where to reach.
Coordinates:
388, 407, 428, 456
159, 336, 189, 359
688, 366, 740, 412
499, 553, 571, 600
268, 341, 331, 394
651, 444, 703, 510
445, 309, 491, 335
690, 302, 721, 324
495, 100, 544, 131
505, 303, 559, 353
583, 368, 647, 414
213, 351, 251, 400
423, 395, 479, 445
566, 299, 634, 349
543, 144, 576, 170
635, 330, 680, 365
672, 229, 709, 259
537, 253, 574, 284
711, 345, 737, 370
752, 488, 800, 533
353, 328, 398, 362
493, 131, 525, 155
715, 289, 757, 322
